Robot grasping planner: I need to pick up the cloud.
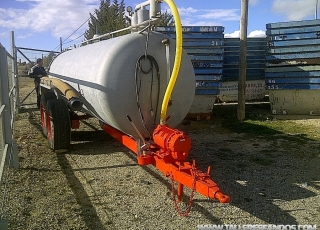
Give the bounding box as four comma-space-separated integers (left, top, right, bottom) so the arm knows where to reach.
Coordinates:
272, 0, 317, 21
179, 7, 240, 22
225, 30, 240, 38
198, 9, 240, 21
17, 33, 33, 39
248, 30, 266, 37
178, 7, 199, 15
176, 8, 239, 27
0, 32, 8, 37
182, 19, 223, 27
0, 0, 98, 39
224, 30, 266, 38
16, 0, 42, 2
249, 0, 259, 6
1, 3, 241, 44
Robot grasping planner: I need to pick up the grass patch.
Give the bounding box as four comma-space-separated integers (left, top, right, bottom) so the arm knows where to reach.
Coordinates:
211, 103, 320, 143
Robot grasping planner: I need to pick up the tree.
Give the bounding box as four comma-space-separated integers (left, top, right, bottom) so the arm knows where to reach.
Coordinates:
84, 0, 174, 42
84, 0, 128, 41
43, 52, 56, 67
159, 10, 174, 26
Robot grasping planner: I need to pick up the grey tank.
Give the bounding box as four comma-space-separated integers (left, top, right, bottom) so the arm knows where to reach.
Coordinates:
49, 31, 195, 138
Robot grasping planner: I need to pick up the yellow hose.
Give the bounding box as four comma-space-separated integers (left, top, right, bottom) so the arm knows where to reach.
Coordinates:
41, 76, 83, 111
41, 76, 79, 100
160, 0, 183, 125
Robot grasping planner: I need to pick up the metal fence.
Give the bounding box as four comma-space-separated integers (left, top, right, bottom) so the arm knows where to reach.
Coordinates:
0, 31, 60, 228
0, 42, 19, 228
15, 46, 59, 109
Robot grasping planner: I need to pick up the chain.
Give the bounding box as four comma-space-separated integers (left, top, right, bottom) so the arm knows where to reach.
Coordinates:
171, 165, 197, 217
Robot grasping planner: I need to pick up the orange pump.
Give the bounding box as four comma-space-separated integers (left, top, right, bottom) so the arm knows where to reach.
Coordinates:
152, 124, 191, 161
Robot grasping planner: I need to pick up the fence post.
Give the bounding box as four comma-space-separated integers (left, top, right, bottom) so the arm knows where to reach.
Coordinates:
10, 31, 19, 114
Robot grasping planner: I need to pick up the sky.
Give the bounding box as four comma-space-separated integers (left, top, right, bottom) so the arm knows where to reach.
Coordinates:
1, 0, 320, 54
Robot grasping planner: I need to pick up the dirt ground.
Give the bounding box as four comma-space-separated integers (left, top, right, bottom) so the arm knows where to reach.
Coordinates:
3, 77, 320, 229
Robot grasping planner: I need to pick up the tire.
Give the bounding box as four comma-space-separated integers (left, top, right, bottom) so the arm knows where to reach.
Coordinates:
46, 99, 71, 151
41, 91, 56, 110
40, 91, 56, 136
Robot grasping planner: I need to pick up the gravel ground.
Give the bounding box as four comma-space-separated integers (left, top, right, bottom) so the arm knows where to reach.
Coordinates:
2, 77, 320, 229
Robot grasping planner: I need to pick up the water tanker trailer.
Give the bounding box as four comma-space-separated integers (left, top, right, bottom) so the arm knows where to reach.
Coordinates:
39, 0, 229, 216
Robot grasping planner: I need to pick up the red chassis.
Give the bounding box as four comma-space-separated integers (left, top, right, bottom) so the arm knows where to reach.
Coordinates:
100, 122, 230, 211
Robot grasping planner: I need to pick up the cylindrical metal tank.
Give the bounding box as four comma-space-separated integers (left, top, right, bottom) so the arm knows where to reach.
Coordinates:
137, 9, 149, 24
49, 31, 195, 138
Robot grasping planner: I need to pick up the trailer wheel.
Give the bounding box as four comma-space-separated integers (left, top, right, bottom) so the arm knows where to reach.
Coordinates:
40, 91, 56, 136
46, 99, 71, 152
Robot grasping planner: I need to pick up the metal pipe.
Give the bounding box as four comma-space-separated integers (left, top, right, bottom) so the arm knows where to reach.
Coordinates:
135, 1, 150, 11
149, 0, 161, 18
68, 97, 83, 111
137, 9, 149, 24
78, 1, 161, 44
15, 47, 59, 54
78, 18, 160, 47
126, 114, 150, 150
131, 12, 138, 26
162, 38, 171, 85
10, 31, 19, 114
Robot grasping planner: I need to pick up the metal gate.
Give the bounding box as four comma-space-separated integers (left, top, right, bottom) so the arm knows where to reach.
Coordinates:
0, 41, 19, 229
0, 31, 59, 228
15, 47, 59, 109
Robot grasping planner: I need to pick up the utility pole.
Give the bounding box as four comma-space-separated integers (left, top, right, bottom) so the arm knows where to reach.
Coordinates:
316, 0, 319, 19
237, 0, 248, 121
60, 37, 62, 52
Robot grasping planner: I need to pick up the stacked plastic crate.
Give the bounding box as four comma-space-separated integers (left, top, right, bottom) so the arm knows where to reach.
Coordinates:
220, 38, 267, 102
266, 20, 320, 115
156, 26, 224, 119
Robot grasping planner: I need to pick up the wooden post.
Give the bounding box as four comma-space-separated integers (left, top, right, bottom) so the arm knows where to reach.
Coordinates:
237, 0, 248, 121
316, 0, 319, 19
60, 37, 62, 52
